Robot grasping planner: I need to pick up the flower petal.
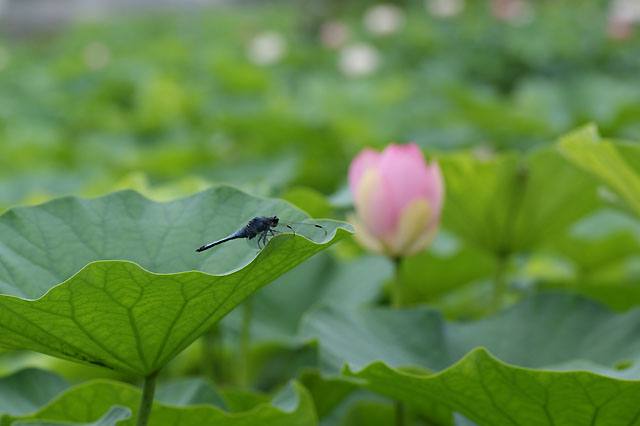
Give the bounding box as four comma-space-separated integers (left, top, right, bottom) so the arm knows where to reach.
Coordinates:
385, 198, 433, 256
347, 212, 386, 255
355, 168, 396, 238
348, 148, 381, 197
424, 161, 445, 222
377, 143, 438, 225
405, 219, 439, 256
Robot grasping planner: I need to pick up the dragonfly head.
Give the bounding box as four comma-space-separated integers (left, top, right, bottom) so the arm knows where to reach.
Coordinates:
266, 216, 279, 228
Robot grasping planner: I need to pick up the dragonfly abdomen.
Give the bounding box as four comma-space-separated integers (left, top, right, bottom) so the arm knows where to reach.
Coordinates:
195, 226, 247, 252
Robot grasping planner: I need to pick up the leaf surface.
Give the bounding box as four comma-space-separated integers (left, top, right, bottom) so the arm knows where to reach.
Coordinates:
7, 380, 315, 426
12, 406, 131, 426
302, 293, 640, 426
440, 147, 599, 255
0, 369, 69, 416
348, 349, 640, 426
559, 125, 640, 217
301, 292, 640, 375
0, 187, 351, 375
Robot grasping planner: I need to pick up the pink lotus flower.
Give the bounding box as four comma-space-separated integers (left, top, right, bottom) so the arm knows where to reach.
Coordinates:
348, 143, 444, 257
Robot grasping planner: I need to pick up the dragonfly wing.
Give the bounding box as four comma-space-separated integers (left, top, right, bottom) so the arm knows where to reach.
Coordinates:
274, 221, 327, 241
246, 230, 270, 249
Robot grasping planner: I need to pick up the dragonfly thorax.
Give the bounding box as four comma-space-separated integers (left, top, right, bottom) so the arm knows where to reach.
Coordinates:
265, 216, 279, 227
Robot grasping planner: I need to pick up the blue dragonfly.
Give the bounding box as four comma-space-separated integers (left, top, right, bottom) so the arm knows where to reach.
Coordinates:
196, 216, 326, 252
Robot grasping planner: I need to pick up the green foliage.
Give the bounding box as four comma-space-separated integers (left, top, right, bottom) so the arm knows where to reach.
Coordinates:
222, 254, 390, 346
349, 349, 640, 426
2, 2, 640, 425
13, 406, 132, 426
1, 2, 640, 207
559, 125, 640, 217
0, 187, 351, 376
440, 147, 600, 256
301, 292, 640, 374
3, 371, 316, 426
0, 369, 69, 417
304, 293, 640, 425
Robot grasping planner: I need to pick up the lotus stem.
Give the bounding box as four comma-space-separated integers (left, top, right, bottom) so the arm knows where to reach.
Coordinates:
136, 370, 159, 426
238, 296, 253, 386
391, 257, 404, 308
492, 253, 509, 312
391, 257, 406, 426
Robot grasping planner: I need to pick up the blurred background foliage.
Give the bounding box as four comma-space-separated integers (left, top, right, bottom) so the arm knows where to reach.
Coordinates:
2, 0, 640, 424
1, 0, 639, 207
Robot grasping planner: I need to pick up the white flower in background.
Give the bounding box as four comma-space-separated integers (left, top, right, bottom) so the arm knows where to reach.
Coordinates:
472, 144, 495, 161
425, 0, 465, 18
320, 20, 350, 49
247, 31, 286, 65
83, 42, 111, 70
363, 4, 405, 36
610, 0, 640, 22
608, 0, 640, 39
490, 0, 535, 26
0, 45, 8, 71
338, 43, 380, 77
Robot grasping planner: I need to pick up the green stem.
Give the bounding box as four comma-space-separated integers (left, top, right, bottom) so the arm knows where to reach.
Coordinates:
202, 324, 220, 382
136, 370, 159, 426
391, 257, 406, 426
238, 297, 253, 387
492, 253, 509, 311
395, 400, 405, 426
391, 257, 403, 308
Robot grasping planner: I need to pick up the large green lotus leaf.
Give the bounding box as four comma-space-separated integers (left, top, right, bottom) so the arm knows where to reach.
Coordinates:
12, 406, 131, 426
301, 370, 453, 426
219, 388, 271, 413
558, 125, 640, 217
0, 186, 348, 299
154, 377, 226, 408
222, 254, 390, 345
440, 147, 599, 255
6, 380, 315, 426
541, 282, 640, 312
301, 292, 640, 375
535, 209, 640, 311
399, 242, 495, 305
556, 208, 640, 271
0, 368, 69, 416
299, 371, 358, 421
347, 348, 640, 426
302, 293, 640, 425
553, 232, 639, 275
0, 187, 351, 375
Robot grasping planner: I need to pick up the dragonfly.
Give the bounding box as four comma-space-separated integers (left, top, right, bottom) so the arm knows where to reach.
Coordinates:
196, 216, 326, 252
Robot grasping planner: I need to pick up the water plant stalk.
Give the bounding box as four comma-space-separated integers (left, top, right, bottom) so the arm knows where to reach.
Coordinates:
136, 370, 159, 426
391, 257, 404, 308
492, 253, 509, 311
238, 296, 253, 386
391, 256, 406, 426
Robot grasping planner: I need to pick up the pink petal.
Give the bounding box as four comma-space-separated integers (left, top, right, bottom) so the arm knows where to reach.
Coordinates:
354, 168, 396, 238
348, 148, 381, 197
423, 161, 445, 222
377, 143, 442, 226
347, 212, 386, 255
